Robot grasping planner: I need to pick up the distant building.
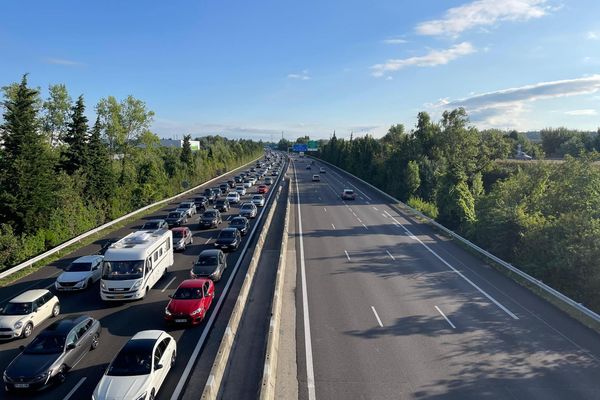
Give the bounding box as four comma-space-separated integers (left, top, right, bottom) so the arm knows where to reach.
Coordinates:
159, 139, 200, 151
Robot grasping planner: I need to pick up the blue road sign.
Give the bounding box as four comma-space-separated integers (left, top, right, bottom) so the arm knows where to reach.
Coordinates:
293, 144, 308, 152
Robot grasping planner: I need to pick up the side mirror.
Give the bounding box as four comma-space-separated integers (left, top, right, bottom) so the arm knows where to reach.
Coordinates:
168, 294, 173, 299
67, 343, 76, 350
19, 345, 25, 351
155, 364, 163, 370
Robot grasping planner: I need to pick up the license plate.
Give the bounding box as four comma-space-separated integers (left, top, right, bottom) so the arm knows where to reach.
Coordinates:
175, 319, 187, 323
14, 384, 29, 388
114, 294, 124, 299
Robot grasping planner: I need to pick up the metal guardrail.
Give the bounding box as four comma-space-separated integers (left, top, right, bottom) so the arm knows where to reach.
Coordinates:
0, 158, 261, 280
312, 156, 600, 325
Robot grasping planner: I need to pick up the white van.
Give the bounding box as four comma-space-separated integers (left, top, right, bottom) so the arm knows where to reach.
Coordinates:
100, 230, 173, 301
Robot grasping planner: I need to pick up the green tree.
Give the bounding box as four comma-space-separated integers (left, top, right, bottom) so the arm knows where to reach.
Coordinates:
42, 83, 72, 145
404, 160, 420, 199
180, 134, 193, 166
61, 95, 89, 174
0, 75, 56, 234
84, 117, 114, 202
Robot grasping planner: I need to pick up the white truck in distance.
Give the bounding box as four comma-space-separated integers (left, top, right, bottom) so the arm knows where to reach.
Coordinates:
100, 230, 173, 301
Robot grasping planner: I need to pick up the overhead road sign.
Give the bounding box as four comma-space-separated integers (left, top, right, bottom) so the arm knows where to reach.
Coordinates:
293, 144, 308, 152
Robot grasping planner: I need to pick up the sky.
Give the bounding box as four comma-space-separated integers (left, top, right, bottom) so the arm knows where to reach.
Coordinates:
1, 0, 600, 140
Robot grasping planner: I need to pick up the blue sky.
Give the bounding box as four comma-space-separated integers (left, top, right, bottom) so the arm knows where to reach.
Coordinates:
1, 0, 600, 140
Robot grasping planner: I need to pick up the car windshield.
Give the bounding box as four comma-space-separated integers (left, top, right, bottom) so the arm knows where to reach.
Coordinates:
66, 261, 92, 272
228, 193, 237, 197
173, 231, 185, 239
231, 219, 245, 226
142, 221, 160, 229
24, 334, 65, 354
102, 260, 144, 280
179, 203, 191, 208
168, 212, 180, 218
2, 302, 32, 315
172, 287, 203, 300
253, 196, 262, 200
242, 204, 254, 210
203, 211, 216, 218
219, 230, 236, 238
345, 190, 354, 195
216, 200, 225, 205
107, 341, 153, 376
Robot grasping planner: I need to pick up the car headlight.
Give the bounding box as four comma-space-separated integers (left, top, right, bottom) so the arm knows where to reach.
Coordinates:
75, 278, 87, 287
34, 370, 51, 381
165, 308, 172, 316
14, 321, 23, 330
131, 280, 142, 290
135, 392, 147, 400
190, 307, 203, 316
101, 281, 106, 289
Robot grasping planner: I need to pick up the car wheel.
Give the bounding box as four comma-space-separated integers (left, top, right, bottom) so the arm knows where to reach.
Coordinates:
22, 322, 33, 338
86, 278, 93, 289
90, 332, 100, 350
52, 303, 60, 317
55, 366, 67, 385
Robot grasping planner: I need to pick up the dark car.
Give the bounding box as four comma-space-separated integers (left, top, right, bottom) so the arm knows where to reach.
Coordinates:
229, 216, 249, 236
305, 165, 311, 170
214, 198, 230, 212
203, 188, 216, 203
193, 196, 209, 211
227, 179, 235, 188
234, 175, 242, 183
3, 315, 101, 392
165, 211, 187, 228
198, 209, 222, 229
140, 219, 168, 231
190, 249, 227, 281
211, 187, 221, 200
214, 228, 241, 251
219, 184, 229, 194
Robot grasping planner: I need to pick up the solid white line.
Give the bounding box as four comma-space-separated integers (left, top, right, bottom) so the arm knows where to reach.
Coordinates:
383, 210, 518, 320
161, 276, 177, 293
371, 306, 384, 327
372, 206, 378, 211
171, 158, 285, 400
293, 162, 317, 400
63, 377, 86, 400
386, 250, 395, 261
331, 223, 336, 230
226, 215, 232, 221
204, 236, 213, 244
382, 213, 387, 218
362, 223, 368, 230
435, 305, 456, 329
356, 218, 362, 223
344, 250, 351, 261
323, 207, 327, 212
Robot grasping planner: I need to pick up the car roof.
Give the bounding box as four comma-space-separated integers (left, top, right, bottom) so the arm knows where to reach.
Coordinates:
231, 216, 247, 221
10, 289, 50, 303
131, 330, 165, 341
171, 227, 188, 232
199, 249, 222, 256
221, 227, 238, 233
178, 278, 211, 288
73, 255, 102, 263
344, 188, 354, 192
144, 219, 165, 223
43, 315, 90, 334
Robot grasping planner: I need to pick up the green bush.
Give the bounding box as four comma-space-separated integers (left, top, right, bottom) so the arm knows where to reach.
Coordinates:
407, 197, 439, 220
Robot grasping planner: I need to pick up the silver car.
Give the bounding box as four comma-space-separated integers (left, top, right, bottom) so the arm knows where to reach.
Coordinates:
176, 202, 197, 217
251, 194, 265, 207
239, 202, 258, 219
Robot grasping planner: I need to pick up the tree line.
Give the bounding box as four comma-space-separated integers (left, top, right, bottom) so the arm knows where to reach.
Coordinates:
317, 109, 600, 311
0, 75, 263, 272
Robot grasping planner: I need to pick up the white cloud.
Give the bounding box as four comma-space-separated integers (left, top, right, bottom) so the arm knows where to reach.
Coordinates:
438, 75, 600, 128
416, 0, 549, 37
565, 109, 597, 116
587, 31, 599, 40
382, 38, 408, 44
45, 58, 84, 66
371, 42, 475, 77
287, 69, 310, 80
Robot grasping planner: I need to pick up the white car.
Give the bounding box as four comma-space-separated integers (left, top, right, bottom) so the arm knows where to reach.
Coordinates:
243, 180, 252, 188
226, 191, 241, 204
248, 177, 257, 185
312, 174, 320, 182
176, 201, 197, 217
251, 194, 265, 207
0, 290, 60, 339
93, 330, 176, 400
235, 185, 247, 196
55, 255, 103, 291
320, 167, 326, 173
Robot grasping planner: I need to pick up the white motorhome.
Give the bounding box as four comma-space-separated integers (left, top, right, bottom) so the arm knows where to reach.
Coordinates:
100, 230, 173, 301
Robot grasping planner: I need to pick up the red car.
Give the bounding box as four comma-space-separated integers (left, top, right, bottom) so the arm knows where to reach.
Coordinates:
257, 185, 269, 194
164, 279, 215, 325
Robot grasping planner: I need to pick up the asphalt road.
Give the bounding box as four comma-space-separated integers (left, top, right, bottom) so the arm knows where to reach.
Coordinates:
0, 154, 286, 400
292, 158, 600, 400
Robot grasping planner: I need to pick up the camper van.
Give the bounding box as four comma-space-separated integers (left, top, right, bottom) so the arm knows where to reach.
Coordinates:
100, 230, 173, 301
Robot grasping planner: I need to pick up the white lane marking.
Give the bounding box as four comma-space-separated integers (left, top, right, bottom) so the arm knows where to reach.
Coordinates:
331, 223, 336, 230
366, 201, 370, 205
382, 213, 387, 218
362, 223, 368, 230
435, 305, 456, 329
318, 197, 322, 201
386, 250, 395, 261
371, 306, 384, 327
356, 218, 362, 223
294, 162, 317, 400
171, 159, 286, 400
226, 215, 232, 221
205, 236, 213, 244
161, 276, 177, 293
63, 377, 86, 400
372, 206, 378, 211
383, 210, 518, 320
344, 250, 351, 261
324, 207, 327, 212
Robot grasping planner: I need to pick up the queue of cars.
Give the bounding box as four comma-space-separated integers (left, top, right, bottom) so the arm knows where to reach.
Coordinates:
0, 152, 286, 397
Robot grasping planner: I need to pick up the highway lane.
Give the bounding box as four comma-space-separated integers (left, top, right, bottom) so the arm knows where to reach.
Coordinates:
0, 154, 286, 400
292, 158, 600, 400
